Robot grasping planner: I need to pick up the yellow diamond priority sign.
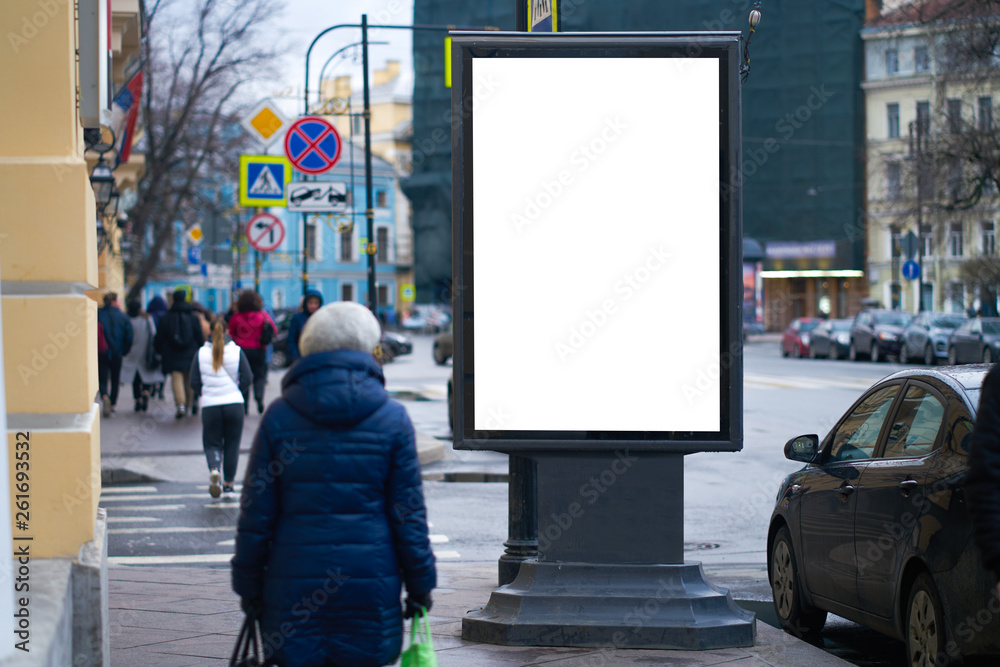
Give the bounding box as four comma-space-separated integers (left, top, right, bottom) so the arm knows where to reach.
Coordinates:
241, 99, 289, 148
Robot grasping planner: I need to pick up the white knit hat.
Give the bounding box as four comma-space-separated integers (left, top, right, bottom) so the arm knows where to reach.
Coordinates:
299, 302, 381, 357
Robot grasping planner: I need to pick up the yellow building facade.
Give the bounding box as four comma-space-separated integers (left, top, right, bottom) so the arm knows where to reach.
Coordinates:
863, 12, 1000, 313
0, 0, 142, 662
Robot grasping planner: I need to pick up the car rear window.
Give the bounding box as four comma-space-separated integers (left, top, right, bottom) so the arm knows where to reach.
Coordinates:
983, 321, 1000, 335
873, 312, 912, 326
930, 315, 964, 329
800, 321, 820, 332
882, 385, 944, 458
832, 321, 852, 331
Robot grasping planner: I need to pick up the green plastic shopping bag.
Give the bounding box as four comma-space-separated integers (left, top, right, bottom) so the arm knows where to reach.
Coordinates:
400, 607, 437, 667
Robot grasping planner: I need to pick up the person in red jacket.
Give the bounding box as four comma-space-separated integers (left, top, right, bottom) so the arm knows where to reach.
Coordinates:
227, 290, 278, 415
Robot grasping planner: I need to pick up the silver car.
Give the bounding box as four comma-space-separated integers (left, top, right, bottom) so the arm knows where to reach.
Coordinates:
900, 312, 968, 365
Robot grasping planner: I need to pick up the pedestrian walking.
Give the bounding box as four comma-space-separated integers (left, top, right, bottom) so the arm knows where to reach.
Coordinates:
227, 290, 277, 415
146, 294, 169, 399
120, 300, 164, 412
287, 289, 323, 363
97, 292, 134, 417
968, 364, 1000, 599
190, 319, 251, 498
232, 302, 436, 667
154, 289, 205, 418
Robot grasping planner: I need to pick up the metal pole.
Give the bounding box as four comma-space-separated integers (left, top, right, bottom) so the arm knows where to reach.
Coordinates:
516, 0, 527, 31
362, 14, 377, 313
913, 120, 925, 312
254, 250, 261, 294
302, 212, 309, 298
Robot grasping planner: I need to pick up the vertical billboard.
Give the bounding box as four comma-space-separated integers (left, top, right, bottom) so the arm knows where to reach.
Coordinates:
451, 33, 743, 452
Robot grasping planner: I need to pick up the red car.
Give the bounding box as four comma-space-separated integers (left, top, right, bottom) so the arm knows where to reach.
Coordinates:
781, 317, 822, 358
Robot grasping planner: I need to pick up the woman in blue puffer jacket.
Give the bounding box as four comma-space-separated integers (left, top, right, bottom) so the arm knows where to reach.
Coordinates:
232, 302, 436, 667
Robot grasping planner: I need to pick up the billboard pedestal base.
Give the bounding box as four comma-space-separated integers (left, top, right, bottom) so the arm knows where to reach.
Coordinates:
462, 452, 755, 649
462, 561, 755, 649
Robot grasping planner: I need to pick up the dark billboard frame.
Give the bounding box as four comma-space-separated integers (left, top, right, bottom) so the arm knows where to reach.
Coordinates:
451, 32, 743, 453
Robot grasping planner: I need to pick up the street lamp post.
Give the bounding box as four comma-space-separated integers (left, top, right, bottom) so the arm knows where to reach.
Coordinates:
910, 120, 926, 311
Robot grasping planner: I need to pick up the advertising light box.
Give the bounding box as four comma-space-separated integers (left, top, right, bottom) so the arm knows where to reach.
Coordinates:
451, 33, 743, 452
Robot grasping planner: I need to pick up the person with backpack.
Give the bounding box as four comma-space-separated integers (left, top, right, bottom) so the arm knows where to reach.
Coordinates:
190, 318, 251, 498
97, 292, 134, 417
154, 289, 205, 418
227, 290, 278, 415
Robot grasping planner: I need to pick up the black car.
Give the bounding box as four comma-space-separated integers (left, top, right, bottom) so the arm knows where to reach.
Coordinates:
948, 317, 1000, 365
901, 312, 968, 366
381, 331, 413, 358
769, 366, 1000, 665
849, 309, 913, 362
269, 314, 411, 368
808, 318, 852, 360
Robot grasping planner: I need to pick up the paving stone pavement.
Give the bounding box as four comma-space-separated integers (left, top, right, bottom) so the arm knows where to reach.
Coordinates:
108, 562, 851, 666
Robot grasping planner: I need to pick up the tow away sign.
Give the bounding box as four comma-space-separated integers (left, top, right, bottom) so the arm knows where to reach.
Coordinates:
287, 182, 349, 212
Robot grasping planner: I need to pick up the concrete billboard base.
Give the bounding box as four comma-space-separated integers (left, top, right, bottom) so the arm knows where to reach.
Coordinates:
462, 560, 756, 649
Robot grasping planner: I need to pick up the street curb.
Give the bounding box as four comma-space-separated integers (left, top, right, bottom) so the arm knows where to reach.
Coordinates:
101, 468, 164, 486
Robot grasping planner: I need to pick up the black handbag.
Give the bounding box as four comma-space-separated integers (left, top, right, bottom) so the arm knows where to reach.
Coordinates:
230, 614, 263, 667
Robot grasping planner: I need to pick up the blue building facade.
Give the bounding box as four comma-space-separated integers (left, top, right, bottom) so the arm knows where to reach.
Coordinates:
143, 143, 403, 321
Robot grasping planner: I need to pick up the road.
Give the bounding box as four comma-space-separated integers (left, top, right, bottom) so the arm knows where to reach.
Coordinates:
101, 334, 935, 665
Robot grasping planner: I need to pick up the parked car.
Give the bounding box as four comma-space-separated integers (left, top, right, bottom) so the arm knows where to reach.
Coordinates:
780, 318, 821, 358
433, 322, 453, 365
769, 366, 1000, 665
381, 331, 413, 358
849, 309, 913, 362
901, 312, 968, 366
947, 317, 1000, 365
807, 318, 852, 360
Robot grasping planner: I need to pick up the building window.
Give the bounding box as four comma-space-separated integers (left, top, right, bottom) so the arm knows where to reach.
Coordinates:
949, 158, 963, 198
376, 226, 389, 263
983, 221, 996, 255
305, 219, 319, 261
922, 231, 934, 259
886, 162, 902, 200
886, 48, 899, 75
375, 189, 388, 208
914, 46, 929, 72
341, 283, 354, 302
948, 282, 965, 313
949, 222, 964, 257
887, 103, 900, 139
890, 225, 902, 260
921, 283, 934, 312
340, 228, 353, 262
376, 284, 390, 307
948, 98, 963, 133
979, 96, 993, 131
916, 101, 931, 135
271, 288, 285, 310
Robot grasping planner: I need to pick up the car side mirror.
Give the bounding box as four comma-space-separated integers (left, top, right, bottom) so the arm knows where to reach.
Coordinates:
784, 434, 820, 463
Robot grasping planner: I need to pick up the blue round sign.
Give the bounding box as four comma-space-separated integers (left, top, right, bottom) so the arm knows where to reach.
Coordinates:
284, 116, 342, 174
902, 260, 921, 281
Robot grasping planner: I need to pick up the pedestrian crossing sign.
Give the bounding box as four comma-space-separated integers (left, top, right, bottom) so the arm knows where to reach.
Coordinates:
239, 154, 292, 207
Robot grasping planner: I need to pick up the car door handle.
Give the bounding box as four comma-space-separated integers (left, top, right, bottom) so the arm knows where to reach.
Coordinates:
899, 479, 919, 497
838, 483, 855, 497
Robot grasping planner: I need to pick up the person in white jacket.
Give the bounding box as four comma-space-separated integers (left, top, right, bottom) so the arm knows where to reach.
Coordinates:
190, 318, 252, 498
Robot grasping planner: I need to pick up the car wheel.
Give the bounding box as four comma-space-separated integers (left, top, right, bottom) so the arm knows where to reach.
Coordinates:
948, 347, 958, 366
849, 341, 859, 361
985, 347, 994, 364
434, 344, 447, 365
905, 572, 951, 667
793, 344, 801, 358
809, 344, 818, 359
871, 342, 881, 363
781, 343, 789, 358
447, 377, 454, 434
269, 349, 288, 369
829, 344, 839, 361
900, 344, 910, 365
770, 526, 827, 637
924, 344, 935, 367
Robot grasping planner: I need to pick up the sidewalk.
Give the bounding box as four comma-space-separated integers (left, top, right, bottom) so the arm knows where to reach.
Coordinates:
99, 370, 445, 485
109, 562, 850, 666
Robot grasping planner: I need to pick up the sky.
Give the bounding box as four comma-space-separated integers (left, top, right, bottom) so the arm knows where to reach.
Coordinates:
264, 0, 416, 117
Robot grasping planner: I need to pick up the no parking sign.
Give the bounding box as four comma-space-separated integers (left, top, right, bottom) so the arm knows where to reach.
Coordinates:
284, 116, 342, 175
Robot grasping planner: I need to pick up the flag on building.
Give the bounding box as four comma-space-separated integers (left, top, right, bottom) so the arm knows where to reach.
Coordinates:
111, 69, 143, 167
